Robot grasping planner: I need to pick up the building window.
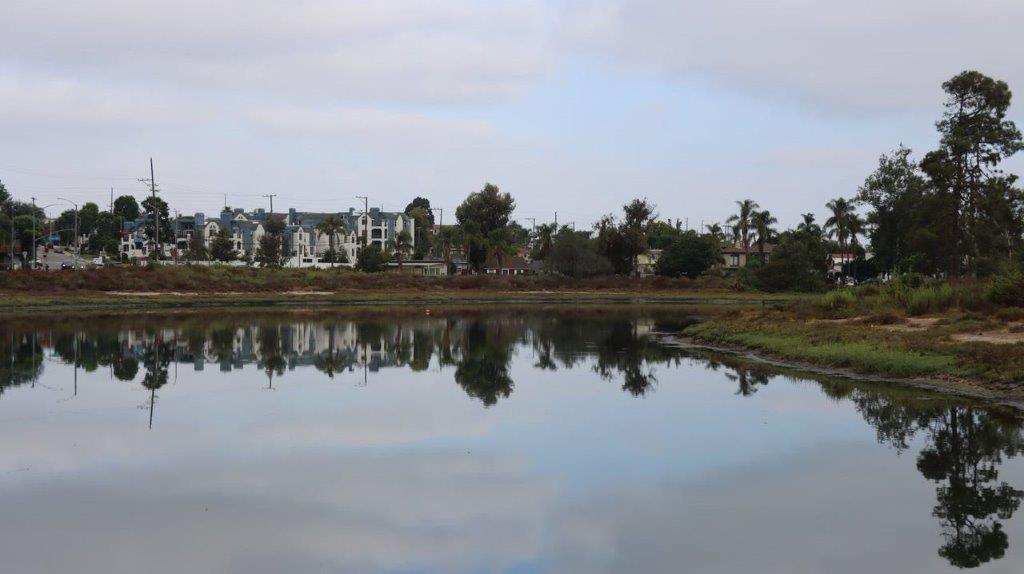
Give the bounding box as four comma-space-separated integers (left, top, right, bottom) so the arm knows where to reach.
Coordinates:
730, 254, 740, 267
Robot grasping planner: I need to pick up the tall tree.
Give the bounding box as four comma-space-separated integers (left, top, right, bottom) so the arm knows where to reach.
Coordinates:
727, 199, 759, 251
141, 196, 172, 255
113, 195, 140, 222
404, 198, 434, 260
256, 215, 285, 267
455, 183, 515, 271
386, 230, 413, 270
751, 210, 777, 257
925, 71, 1023, 276
857, 146, 945, 274
210, 227, 236, 262
825, 197, 857, 271
315, 214, 345, 267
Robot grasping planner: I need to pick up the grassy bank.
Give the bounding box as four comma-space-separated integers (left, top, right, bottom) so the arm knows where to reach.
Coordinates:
683, 284, 1024, 402
0, 265, 733, 293
0, 265, 798, 314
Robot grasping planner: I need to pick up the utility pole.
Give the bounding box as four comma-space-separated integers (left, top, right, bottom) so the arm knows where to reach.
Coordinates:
150, 158, 158, 261
262, 194, 277, 214
430, 207, 443, 228
355, 195, 369, 247
110, 187, 114, 213
138, 158, 160, 262
554, 211, 558, 227
223, 193, 227, 211
31, 197, 36, 268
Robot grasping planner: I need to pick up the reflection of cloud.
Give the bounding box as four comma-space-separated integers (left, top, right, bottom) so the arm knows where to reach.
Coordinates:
544, 442, 961, 574
0, 451, 553, 574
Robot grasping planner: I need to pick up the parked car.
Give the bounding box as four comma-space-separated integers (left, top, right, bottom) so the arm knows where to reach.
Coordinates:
60, 261, 78, 271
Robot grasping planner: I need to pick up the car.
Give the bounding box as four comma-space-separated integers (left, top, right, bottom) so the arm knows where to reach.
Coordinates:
60, 261, 77, 270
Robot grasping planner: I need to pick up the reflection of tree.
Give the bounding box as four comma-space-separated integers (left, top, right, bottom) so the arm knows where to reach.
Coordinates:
725, 367, 770, 397
0, 330, 44, 395
916, 407, 1024, 568
453, 321, 514, 407
258, 325, 286, 388
141, 337, 172, 429
313, 325, 355, 378
689, 350, 1024, 570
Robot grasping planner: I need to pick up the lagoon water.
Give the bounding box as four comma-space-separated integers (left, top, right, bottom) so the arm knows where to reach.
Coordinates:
2, 307, 1024, 573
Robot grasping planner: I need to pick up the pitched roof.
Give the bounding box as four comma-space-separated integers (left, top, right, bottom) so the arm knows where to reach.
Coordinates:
483, 254, 529, 269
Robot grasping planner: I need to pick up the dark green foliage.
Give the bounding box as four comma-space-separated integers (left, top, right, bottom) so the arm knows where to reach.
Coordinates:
655, 231, 720, 278
646, 220, 683, 250
547, 227, 612, 278
210, 228, 235, 262
355, 244, 388, 272
987, 267, 1024, 307
596, 198, 657, 276
113, 195, 140, 221
750, 236, 825, 292
141, 196, 172, 249
455, 183, 515, 271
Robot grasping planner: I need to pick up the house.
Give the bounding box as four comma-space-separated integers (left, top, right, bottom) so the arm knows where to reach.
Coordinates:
637, 249, 663, 277
720, 243, 775, 270
386, 258, 448, 276
483, 254, 529, 276
283, 207, 415, 268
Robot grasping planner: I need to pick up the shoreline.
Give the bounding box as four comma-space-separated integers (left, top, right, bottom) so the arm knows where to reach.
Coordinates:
666, 335, 1024, 412
0, 289, 788, 315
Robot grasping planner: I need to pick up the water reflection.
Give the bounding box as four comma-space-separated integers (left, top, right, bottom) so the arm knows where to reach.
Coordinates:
1, 310, 1024, 570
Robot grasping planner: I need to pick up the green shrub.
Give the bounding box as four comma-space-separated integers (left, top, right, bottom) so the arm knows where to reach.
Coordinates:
987, 267, 1024, 307
906, 284, 955, 316
821, 289, 856, 313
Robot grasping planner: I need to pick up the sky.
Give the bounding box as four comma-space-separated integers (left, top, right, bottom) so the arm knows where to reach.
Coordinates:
1, 0, 1023, 230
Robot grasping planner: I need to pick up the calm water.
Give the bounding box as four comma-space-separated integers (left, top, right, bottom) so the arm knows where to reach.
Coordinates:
2, 308, 1024, 573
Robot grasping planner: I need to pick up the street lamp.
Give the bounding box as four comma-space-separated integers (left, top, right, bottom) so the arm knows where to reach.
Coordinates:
56, 198, 80, 267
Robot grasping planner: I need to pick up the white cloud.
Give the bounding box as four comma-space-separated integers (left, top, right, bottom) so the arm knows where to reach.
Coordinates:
248, 105, 498, 148
0, 0, 558, 105
0, 75, 205, 131
565, 0, 1024, 113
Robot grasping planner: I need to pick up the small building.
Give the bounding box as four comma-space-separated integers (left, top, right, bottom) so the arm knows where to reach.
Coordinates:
720, 243, 775, 270
386, 259, 449, 276
483, 254, 529, 276
637, 249, 663, 277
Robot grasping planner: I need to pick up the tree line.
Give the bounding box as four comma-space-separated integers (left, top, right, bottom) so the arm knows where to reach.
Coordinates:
4, 70, 1020, 283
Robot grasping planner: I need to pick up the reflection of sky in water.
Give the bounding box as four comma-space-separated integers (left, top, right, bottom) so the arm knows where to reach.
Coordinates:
1, 313, 1023, 573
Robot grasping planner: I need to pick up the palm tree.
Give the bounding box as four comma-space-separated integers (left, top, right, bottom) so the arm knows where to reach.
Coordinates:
825, 197, 856, 273
436, 226, 458, 272
386, 230, 413, 270
531, 223, 556, 261
751, 210, 777, 258
726, 199, 759, 252
315, 214, 346, 267
704, 223, 726, 243
796, 213, 821, 238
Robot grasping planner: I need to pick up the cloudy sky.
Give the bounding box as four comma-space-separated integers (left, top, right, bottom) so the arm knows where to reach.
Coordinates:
1, 0, 1022, 228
